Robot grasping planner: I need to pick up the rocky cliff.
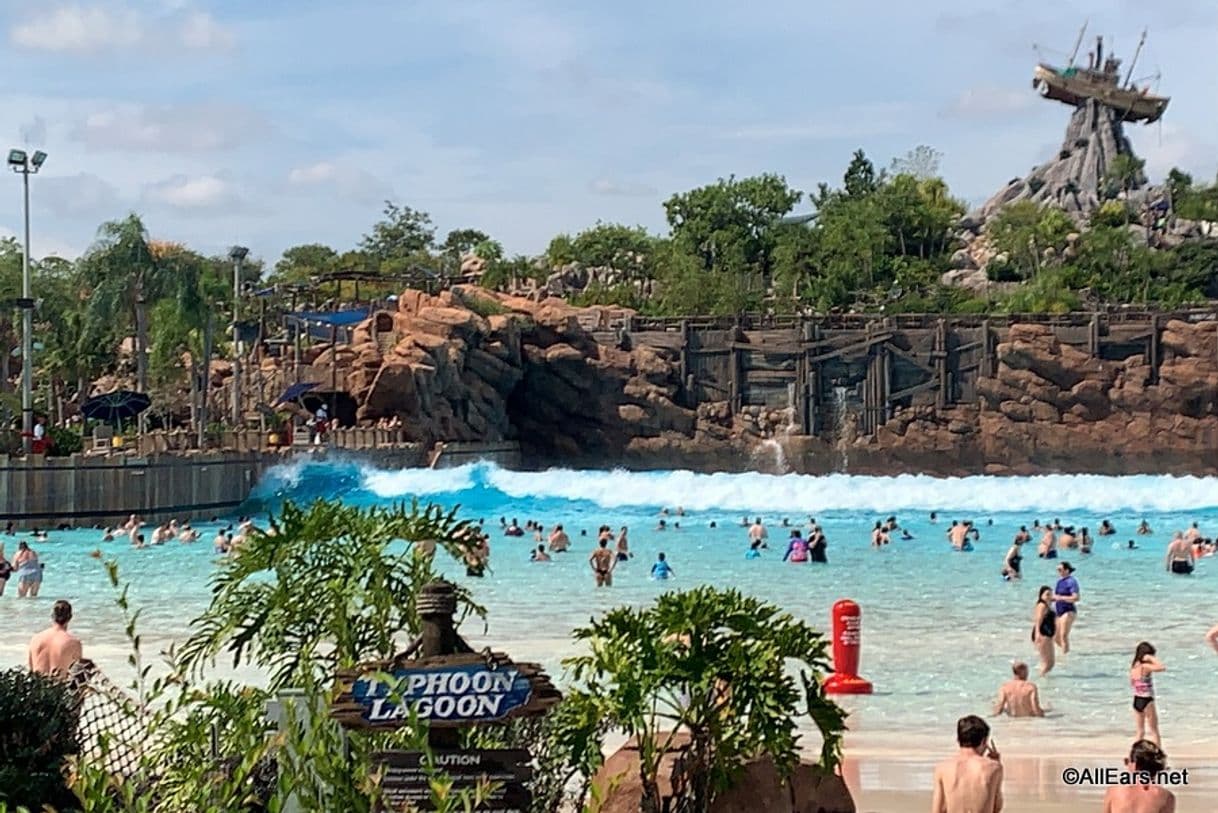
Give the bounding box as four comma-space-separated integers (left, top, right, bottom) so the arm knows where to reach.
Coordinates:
309, 287, 1217, 476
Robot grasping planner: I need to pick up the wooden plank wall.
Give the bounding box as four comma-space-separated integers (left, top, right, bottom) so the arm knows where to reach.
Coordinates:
631, 310, 1217, 440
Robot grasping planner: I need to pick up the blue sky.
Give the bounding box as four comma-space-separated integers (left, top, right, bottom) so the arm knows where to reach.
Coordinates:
1, 0, 1215, 263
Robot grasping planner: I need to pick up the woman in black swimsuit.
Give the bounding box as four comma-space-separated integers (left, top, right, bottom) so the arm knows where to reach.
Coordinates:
1032, 585, 1056, 676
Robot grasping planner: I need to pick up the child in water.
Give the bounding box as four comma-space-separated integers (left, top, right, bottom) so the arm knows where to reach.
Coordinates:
651, 552, 674, 580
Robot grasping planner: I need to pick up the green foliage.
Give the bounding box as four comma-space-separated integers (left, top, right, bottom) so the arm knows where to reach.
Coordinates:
0, 668, 82, 811
360, 201, 436, 263
177, 499, 484, 690
888, 145, 942, 180
564, 587, 846, 813
987, 201, 1073, 279
569, 223, 656, 278
997, 269, 1081, 314
1103, 154, 1145, 199
439, 229, 491, 259
842, 149, 879, 198
1091, 200, 1131, 228
46, 425, 83, 456
270, 243, 339, 285
1169, 168, 1218, 222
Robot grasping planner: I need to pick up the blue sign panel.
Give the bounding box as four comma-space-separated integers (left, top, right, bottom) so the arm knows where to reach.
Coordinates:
350, 663, 535, 725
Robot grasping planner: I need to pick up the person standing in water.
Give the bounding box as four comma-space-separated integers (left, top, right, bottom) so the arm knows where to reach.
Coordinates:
13, 541, 42, 598
1002, 537, 1024, 581
809, 526, 828, 563
0, 543, 10, 596
747, 517, 768, 548
651, 552, 674, 580
1164, 532, 1195, 575
1053, 562, 1080, 653
872, 521, 890, 548
1038, 524, 1056, 559
1032, 585, 1056, 676
28, 600, 83, 676
783, 530, 810, 563
589, 538, 615, 587
614, 526, 630, 562
1130, 641, 1166, 745
1102, 740, 1175, 813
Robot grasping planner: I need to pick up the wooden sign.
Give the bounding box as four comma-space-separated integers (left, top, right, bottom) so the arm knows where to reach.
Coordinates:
332, 652, 560, 729
374, 749, 533, 813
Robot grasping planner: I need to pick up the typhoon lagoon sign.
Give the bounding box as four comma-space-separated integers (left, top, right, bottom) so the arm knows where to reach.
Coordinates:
332, 653, 560, 729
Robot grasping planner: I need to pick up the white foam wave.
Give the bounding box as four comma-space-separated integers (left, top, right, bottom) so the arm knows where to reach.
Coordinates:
481, 466, 1218, 513
362, 463, 478, 498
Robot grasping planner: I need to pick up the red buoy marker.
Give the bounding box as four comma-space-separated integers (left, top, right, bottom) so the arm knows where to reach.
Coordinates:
824, 599, 873, 694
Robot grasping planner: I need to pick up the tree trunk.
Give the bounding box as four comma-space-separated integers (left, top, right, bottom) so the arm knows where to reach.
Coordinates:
133, 292, 148, 394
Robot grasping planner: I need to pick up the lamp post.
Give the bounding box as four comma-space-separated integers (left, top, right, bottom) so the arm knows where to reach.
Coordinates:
8, 148, 47, 454
229, 245, 249, 425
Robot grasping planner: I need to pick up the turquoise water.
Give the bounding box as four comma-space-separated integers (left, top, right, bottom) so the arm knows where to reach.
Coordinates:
4, 459, 1218, 757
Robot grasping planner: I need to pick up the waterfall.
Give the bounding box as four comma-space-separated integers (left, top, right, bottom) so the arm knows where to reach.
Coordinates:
833, 386, 851, 472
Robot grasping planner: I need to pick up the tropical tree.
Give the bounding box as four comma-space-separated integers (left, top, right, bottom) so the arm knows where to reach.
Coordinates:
888, 145, 943, 181
76, 215, 171, 394
360, 201, 436, 265
987, 201, 1073, 279
177, 499, 484, 690
439, 228, 491, 260
564, 586, 847, 813
269, 243, 339, 286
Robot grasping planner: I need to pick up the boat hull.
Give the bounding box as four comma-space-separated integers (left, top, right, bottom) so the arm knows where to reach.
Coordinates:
1032, 65, 1169, 123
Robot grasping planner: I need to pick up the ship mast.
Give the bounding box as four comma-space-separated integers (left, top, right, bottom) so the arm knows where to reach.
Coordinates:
1123, 28, 1147, 88
1068, 19, 1088, 66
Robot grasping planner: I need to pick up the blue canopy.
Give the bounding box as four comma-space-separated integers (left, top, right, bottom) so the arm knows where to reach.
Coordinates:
285, 308, 371, 341
276, 382, 319, 405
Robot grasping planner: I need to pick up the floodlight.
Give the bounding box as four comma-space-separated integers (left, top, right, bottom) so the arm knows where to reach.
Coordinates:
7, 149, 26, 167
30, 151, 47, 168
228, 245, 250, 262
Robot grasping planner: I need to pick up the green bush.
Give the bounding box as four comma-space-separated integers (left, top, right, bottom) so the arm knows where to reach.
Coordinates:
47, 426, 84, 456
0, 668, 82, 812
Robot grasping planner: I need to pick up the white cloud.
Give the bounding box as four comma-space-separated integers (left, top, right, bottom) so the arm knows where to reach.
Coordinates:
9, 4, 233, 54
589, 178, 657, 197
718, 103, 915, 142
19, 116, 48, 147
73, 103, 266, 152
287, 160, 392, 205
178, 10, 234, 50
145, 175, 235, 209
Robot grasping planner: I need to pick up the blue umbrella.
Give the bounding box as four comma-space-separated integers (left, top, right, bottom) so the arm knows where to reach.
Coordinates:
275, 382, 319, 405
82, 390, 151, 427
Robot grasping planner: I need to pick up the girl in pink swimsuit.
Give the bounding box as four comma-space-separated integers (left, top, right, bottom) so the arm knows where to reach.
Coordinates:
1130, 641, 1165, 745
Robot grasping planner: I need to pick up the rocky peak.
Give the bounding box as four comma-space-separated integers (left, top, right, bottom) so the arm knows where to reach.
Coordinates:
971, 99, 1145, 224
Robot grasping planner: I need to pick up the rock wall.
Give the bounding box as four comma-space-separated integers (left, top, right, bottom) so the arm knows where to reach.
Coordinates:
845, 319, 1218, 476
316, 288, 1218, 475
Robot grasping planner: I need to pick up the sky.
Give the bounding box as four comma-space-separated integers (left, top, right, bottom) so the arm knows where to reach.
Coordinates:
0, 0, 1215, 264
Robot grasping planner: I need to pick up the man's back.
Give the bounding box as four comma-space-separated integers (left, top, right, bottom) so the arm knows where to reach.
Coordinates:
28, 626, 81, 676
997, 679, 1042, 717
933, 753, 1003, 813
1103, 784, 1175, 813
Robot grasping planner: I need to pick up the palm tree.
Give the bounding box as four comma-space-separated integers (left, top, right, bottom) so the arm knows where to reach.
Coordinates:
77, 215, 172, 394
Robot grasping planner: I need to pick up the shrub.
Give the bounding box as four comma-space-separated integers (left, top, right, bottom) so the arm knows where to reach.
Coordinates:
0, 668, 82, 812
47, 426, 84, 457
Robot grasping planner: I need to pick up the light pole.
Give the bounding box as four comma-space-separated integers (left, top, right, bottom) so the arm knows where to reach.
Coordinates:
229, 245, 249, 425
8, 148, 47, 454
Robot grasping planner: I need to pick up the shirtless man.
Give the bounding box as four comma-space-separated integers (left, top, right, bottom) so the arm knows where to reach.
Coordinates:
747, 517, 768, 547
28, 600, 83, 677
1184, 522, 1201, 542
931, 715, 1003, 813
1102, 739, 1176, 813
589, 538, 615, 587
948, 521, 969, 551
1038, 526, 1057, 559
614, 526, 630, 561
548, 525, 571, 552
1057, 527, 1076, 550
1165, 533, 1195, 575
992, 662, 1044, 717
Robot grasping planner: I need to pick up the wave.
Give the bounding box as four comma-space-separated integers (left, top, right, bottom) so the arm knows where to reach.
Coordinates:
251, 459, 1218, 514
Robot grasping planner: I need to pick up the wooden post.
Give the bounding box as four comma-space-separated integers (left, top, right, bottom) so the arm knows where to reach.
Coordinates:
330, 324, 339, 419
729, 343, 741, 414
980, 319, 992, 378
679, 319, 689, 408
880, 344, 891, 426
418, 580, 463, 750
1088, 313, 1099, 357
1148, 314, 1161, 384
935, 319, 948, 408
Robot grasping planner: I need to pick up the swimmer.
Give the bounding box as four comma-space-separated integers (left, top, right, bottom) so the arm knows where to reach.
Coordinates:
992, 662, 1044, 717
1002, 537, 1024, 581
784, 530, 810, 563
872, 521, 889, 548
747, 517, 768, 547
1037, 526, 1056, 559
1164, 532, 1194, 575
929, 511, 937, 523
589, 538, 615, 587
615, 526, 630, 561
548, 525, 571, 552
781, 518, 790, 527
650, 552, 674, 581
1057, 526, 1076, 550
1078, 527, 1092, 554
965, 520, 980, 542
1052, 562, 1080, 654
1137, 519, 1153, 535
1127, 539, 1138, 550
708, 521, 717, 529
900, 529, 913, 541
809, 526, 828, 563
1098, 519, 1115, 536
740, 516, 750, 527
132, 533, 146, 550
101, 528, 114, 542
746, 539, 763, 560
947, 521, 968, 551
1129, 641, 1165, 745
504, 518, 524, 537
531, 544, 551, 563
1031, 586, 1056, 676
656, 519, 667, 531
1013, 526, 1030, 545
